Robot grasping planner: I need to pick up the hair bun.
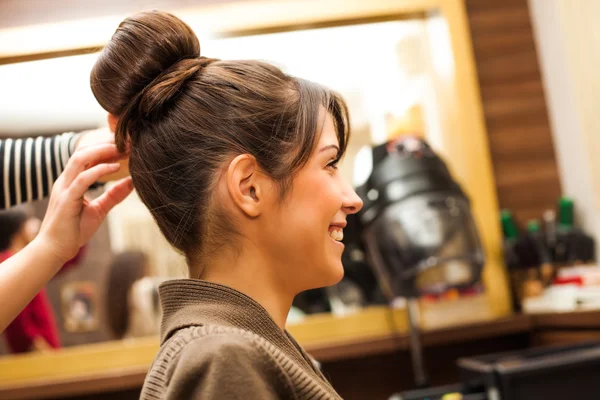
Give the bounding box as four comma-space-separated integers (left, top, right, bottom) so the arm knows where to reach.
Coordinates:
137, 57, 216, 119
90, 11, 200, 150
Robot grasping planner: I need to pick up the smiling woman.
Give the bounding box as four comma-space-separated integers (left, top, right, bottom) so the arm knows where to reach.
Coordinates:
89, 10, 363, 399
0, 1, 519, 398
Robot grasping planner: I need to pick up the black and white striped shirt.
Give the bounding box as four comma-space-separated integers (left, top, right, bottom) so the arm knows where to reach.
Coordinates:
0, 133, 76, 209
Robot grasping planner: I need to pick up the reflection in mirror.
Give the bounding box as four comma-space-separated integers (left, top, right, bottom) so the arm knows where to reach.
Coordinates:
0, 17, 445, 355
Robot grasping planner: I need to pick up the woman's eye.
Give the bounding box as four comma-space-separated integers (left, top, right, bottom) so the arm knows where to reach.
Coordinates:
326, 159, 339, 170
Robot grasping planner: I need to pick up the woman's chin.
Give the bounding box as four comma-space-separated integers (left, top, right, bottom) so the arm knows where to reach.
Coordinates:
302, 257, 345, 291
323, 259, 345, 287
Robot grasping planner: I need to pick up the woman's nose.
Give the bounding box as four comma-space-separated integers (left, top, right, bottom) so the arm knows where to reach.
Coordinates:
342, 184, 363, 215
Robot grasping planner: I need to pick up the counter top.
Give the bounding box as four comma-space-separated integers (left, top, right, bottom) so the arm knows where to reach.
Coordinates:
305, 313, 531, 362
531, 309, 600, 329
0, 308, 596, 399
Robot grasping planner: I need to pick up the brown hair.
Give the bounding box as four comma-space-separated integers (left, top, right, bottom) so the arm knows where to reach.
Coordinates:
0, 206, 33, 252
105, 251, 149, 339
91, 11, 350, 273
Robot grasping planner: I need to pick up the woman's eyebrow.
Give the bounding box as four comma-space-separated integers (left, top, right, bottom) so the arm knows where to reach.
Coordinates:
318, 144, 340, 154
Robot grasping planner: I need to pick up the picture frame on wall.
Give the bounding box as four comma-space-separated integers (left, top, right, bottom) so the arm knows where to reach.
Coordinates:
60, 281, 99, 333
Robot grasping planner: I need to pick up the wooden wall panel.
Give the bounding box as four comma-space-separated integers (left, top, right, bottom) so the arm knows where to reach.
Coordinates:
465, 0, 562, 227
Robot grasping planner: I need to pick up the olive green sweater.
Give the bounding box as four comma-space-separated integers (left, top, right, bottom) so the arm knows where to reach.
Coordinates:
140, 279, 343, 399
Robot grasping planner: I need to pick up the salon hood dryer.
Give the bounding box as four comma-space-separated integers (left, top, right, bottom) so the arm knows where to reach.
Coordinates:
351, 137, 486, 387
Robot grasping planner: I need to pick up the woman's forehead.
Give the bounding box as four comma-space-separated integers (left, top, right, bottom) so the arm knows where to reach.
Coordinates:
317, 112, 339, 147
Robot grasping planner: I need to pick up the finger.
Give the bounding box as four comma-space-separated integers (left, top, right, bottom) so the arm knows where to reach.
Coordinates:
67, 163, 121, 200
97, 159, 130, 183
61, 144, 121, 187
78, 128, 115, 147
78, 137, 116, 150
90, 177, 134, 216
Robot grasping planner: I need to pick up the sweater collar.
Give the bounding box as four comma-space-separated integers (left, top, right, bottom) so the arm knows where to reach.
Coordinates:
159, 278, 315, 371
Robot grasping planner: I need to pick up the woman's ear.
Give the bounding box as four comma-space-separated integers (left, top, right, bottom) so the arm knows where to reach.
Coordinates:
226, 154, 265, 218
107, 113, 119, 133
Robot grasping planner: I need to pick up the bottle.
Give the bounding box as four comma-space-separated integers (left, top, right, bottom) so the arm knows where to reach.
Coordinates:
543, 209, 557, 261
500, 210, 520, 269
554, 197, 595, 264
500, 210, 525, 310
558, 197, 574, 230
501, 209, 519, 240
554, 197, 574, 264
527, 219, 554, 286
513, 220, 542, 269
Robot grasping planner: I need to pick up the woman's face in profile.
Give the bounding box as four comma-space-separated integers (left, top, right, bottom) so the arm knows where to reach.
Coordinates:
263, 112, 363, 293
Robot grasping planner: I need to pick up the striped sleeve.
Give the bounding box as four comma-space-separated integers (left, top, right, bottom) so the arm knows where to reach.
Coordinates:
0, 132, 76, 209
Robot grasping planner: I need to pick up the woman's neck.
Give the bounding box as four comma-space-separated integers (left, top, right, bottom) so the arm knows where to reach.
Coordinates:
196, 247, 293, 330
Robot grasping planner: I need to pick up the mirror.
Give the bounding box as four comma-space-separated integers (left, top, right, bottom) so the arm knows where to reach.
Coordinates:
0, 9, 504, 361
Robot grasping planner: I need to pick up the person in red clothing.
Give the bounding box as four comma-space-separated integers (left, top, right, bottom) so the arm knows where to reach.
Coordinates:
0, 206, 84, 353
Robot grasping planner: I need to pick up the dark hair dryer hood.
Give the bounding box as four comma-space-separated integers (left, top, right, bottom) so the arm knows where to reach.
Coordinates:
354, 138, 484, 299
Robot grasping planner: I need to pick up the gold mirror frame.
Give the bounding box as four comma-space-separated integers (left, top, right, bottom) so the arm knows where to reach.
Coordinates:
0, 0, 511, 397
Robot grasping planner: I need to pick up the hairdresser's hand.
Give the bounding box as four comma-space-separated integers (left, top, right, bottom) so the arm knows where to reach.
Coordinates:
73, 127, 115, 151
74, 128, 130, 182
36, 143, 134, 264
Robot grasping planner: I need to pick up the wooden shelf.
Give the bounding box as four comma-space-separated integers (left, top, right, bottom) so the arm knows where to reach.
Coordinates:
0, 307, 600, 399
0, 309, 535, 399
305, 314, 531, 362
1, 306, 597, 399
531, 310, 600, 329
0, 366, 148, 400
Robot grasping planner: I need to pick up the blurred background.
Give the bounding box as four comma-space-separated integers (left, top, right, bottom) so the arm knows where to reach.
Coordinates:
1, 0, 600, 399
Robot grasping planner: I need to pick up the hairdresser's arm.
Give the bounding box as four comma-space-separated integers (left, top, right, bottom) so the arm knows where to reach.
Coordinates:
0, 128, 118, 210
0, 143, 133, 332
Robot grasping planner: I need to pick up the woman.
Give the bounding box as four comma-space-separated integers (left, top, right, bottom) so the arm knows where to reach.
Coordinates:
106, 251, 163, 339
92, 11, 362, 399
0, 206, 87, 353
